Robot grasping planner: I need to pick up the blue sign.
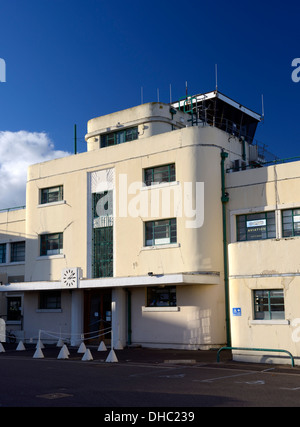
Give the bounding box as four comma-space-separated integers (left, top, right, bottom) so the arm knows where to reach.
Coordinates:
232, 307, 242, 316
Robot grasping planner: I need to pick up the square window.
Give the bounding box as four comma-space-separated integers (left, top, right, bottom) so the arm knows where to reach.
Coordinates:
40, 233, 63, 256
145, 218, 176, 246
253, 289, 285, 320
39, 291, 61, 310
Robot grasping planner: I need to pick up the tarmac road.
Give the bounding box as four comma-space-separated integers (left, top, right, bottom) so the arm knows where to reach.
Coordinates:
1, 344, 300, 410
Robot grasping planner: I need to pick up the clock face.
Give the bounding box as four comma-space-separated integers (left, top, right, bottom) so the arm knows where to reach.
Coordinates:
62, 268, 77, 287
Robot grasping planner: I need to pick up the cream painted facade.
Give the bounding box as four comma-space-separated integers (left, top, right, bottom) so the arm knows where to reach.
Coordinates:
1, 91, 270, 353
227, 162, 300, 365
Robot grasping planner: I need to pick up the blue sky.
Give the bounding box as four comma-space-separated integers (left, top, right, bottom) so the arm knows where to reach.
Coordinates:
0, 0, 299, 207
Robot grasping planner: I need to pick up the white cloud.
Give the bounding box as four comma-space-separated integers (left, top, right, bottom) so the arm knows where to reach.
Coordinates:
0, 131, 70, 210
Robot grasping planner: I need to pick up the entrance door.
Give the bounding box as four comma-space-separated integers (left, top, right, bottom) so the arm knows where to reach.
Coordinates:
84, 289, 111, 344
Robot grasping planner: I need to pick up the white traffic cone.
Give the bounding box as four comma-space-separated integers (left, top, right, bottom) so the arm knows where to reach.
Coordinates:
82, 348, 93, 361
77, 342, 86, 353
57, 344, 69, 359
105, 349, 118, 363
16, 341, 26, 351
97, 341, 107, 351
36, 339, 44, 349
33, 347, 44, 358
56, 338, 64, 347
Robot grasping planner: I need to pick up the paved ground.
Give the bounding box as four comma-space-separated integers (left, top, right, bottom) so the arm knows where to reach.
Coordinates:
1, 342, 300, 410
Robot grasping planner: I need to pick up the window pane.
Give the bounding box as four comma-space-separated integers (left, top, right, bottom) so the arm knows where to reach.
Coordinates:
41, 186, 63, 204
39, 291, 61, 309
144, 164, 176, 186
40, 233, 63, 256
0, 244, 6, 263
11, 241, 25, 262
147, 286, 177, 307
282, 209, 300, 237
101, 127, 138, 148
254, 290, 284, 320
7, 297, 22, 321
145, 219, 177, 246
237, 212, 275, 241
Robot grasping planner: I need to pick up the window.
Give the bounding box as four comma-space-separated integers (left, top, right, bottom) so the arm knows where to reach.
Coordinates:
0, 244, 6, 263
145, 218, 177, 246
147, 286, 177, 307
40, 186, 63, 204
7, 296, 22, 321
92, 192, 113, 278
39, 291, 61, 310
40, 233, 63, 256
282, 208, 300, 237
253, 289, 285, 320
101, 127, 138, 148
144, 163, 176, 186
237, 212, 275, 241
10, 241, 25, 262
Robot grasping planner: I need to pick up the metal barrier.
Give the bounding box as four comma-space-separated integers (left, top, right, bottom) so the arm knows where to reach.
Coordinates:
217, 346, 295, 367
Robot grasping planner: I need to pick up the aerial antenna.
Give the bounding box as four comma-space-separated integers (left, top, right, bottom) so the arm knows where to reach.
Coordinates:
215, 64, 218, 91
169, 83, 172, 103
141, 86, 143, 104
261, 94, 265, 122
157, 88, 160, 102
185, 81, 188, 98
74, 124, 77, 155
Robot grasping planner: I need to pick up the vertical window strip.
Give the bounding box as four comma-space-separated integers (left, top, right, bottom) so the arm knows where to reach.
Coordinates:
0, 244, 6, 263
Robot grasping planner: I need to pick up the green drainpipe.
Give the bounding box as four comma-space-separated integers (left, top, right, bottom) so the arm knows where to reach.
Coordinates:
220, 150, 231, 347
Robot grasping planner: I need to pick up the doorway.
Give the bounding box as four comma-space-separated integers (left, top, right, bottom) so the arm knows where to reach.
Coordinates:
84, 289, 111, 344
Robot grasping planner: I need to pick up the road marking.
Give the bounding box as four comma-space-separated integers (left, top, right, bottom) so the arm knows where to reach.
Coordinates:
158, 374, 185, 378
195, 371, 256, 383
36, 392, 73, 400
280, 387, 300, 391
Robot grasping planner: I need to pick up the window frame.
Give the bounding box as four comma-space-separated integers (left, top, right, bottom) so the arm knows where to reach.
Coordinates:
236, 211, 276, 242
0, 243, 6, 264
282, 208, 300, 237
253, 289, 285, 320
100, 126, 138, 148
7, 296, 22, 321
39, 291, 61, 310
40, 233, 63, 256
40, 185, 64, 205
145, 218, 177, 247
144, 163, 176, 187
147, 286, 177, 307
10, 241, 25, 263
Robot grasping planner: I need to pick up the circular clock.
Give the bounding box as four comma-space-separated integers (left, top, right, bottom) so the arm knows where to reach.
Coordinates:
62, 268, 77, 287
